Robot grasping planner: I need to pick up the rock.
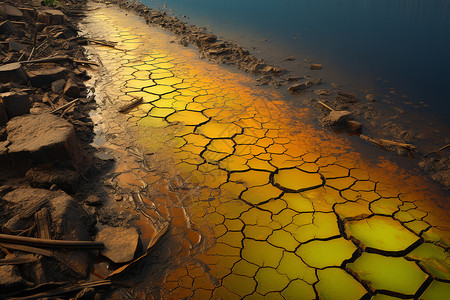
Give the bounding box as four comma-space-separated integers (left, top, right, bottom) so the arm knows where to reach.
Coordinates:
323, 110, 353, 126
0, 265, 27, 293
6, 114, 82, 167
366, 94, 376, 102
28, 67, 67, 88
25, 163, 80, 193
63, 78, 80, 98
37, 9, 65, 25
0, 63, 28, 84
287, 81, 312, 94
8, 40, 25, 52
95, 226, 139, 264
85, 195, 102, 206
0, 102, 7, 126
345, 120, 362, 133
310, 64, 322, 70
0, 4, 24, 20
51, 79, 66, 93
336, 91, 358, 103
315, 89, 331, 96
0, 20, 16, 35
0, 91, 30, 118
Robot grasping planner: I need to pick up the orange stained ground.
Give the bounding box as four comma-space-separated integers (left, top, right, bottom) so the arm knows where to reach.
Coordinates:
81, 3, 449, 299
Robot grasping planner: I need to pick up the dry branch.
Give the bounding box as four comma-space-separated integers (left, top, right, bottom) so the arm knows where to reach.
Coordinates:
0, 233, 104, 250
20, 55, 99, 66
118, 96, 143, 113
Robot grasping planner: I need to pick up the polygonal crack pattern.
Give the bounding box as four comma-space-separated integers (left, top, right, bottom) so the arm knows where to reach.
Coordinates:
81, 3, 450, 299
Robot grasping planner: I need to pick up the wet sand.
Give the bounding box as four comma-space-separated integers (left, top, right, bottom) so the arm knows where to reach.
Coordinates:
81, 2, 449, 299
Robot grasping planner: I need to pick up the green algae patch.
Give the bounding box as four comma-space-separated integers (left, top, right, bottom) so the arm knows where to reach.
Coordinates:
273, 168, 324, 192
291, 212, 340, 243
282, 193, 314, 212
267, 229, 299, 252
296, 238, 357, 268
407, 243, 450, 281
242, 239, 283, 268
255, 267, 290, 295
347, 252, 428, 296
347, 215, 420, 254
420, 280, 450, 299
222, 273, 256, 296
281, 279, 316, 299
277, 252, 317, 284
316, 268, 367, 300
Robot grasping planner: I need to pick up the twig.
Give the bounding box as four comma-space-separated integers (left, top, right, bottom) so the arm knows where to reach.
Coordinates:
118, 96, 143, 113
0, 256, 38, 266
20, 55, 99, 66
0, 233, 104, 250
360, 134, 415, 151
8, 280, 112, 300
50, 98, 80, 114
60, 101, 77, 118
0, 242, 53, 257
317, 100, 335, 111
424, 144, 450, 158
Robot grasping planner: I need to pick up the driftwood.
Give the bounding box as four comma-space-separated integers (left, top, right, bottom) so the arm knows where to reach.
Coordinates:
20, 55, 99, 66
87, 38, 117, 47
0, 233, 104, 250
0, 256, 38, 266
424, 144, 450, 158
118, 96, 143, 113
19, 198, 48, 219
35, 208, 51, 240
8, 280, 112, 300
360, 134, 415, 151
50, 98, 80, 114
0, 242, 53, 257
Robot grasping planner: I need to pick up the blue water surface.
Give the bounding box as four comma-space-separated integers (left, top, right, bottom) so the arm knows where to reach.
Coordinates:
140, 0, 450, 120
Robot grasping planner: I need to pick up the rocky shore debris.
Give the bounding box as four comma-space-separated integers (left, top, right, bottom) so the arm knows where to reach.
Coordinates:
0, 0, 168, 297
317, 100, 362, 133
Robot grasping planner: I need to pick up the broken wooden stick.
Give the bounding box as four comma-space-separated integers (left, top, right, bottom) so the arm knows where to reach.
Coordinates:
9, 280, 112, 300
19, 55, 99, 66
50, 98, 80, 114
0, 256, 38, 266
87, 38, 117, 47
360, 134, 415, 151
0, 233, 104, 250
424, 143, 450, 158
318, 100, 335, 111
118, 96, 143, 113
0, 242, 53, 257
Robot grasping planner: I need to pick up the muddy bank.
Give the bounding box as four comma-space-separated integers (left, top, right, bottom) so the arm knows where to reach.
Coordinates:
0, 0, 169, 298
100, 0, 449, 189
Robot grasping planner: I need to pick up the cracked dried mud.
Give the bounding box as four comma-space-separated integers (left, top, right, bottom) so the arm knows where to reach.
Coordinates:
81, 2, 449, 299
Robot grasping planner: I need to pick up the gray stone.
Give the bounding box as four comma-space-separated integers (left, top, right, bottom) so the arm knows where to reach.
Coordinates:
0, 20, 16, 35
287, 81, 312, 94
96, 226, 139, 264
0, 265, 27, 293
8, 40, 25, 52
63, 78, 80, 98
51, 79, 66, 93
336, 91, 358, 103
6, 113, 82, 165
323, 110, 353, 126
25, 163, 80, 193
366, 94, 376, 102
0, 4, 24, 19
0, 91, 30, 118
27, 67, 67, 88
85, 195, 102, 206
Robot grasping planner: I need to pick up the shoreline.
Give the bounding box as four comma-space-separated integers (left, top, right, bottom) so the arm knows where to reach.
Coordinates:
102, 0, 449, 188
